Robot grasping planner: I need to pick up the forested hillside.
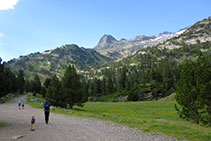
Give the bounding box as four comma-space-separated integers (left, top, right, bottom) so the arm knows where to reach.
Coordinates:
6, 44, 112, 80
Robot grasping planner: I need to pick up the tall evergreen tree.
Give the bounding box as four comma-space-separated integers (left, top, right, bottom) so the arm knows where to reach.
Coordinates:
101, 77, 106, 95
32, 74, 41, 93
119, 67, 127, 89
106, 76, 114, 94
195, 54, 211, 125
24, 80, 33, 92
0, 59, 17, 97
175, 57, 210, 124
17, 69, 25, 94
61, 65, 84, 108
0, 59, 7, 97
41, 78, 52, 97
46, 75, 63, 106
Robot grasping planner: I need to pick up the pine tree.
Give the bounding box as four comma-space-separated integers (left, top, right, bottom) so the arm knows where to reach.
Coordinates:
32, 74, 41, 93
88, 81, 94, 97
101, 77, 106, 95
176, 60, 201, 124
0, 59, 7, 97
61, 65, 84, 108
195, 54, 211, 125
127, 82, 139, 101
107, 76, 114, 94
119, 67, 127, 89
0, 59, 17, 97
17, 69, 25, 94
41, 78, 52, 97
24, 80, 34, 93
46, 75, 63, 106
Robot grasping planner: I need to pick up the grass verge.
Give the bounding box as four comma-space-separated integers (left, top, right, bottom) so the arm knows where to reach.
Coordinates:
0, 93, 16, 104
26, 94, 211, 141
0, 121, 6, 128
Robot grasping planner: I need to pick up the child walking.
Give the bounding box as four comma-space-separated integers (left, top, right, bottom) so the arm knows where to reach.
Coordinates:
21, 102, 24, 110
31, 115, 35, 131
18, 100, 21, 110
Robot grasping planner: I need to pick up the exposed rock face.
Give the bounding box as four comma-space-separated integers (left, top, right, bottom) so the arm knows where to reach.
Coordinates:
94, 29, 187, 59
157, 17, 211, 49
96, 34, 117, 49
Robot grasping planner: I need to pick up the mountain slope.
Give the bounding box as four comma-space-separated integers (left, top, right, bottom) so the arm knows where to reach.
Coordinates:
94, 29, 187, 59
6, 44, 112, 79
89, 17, 211, 102
117, 17, 211, 66
157, 17, 211, 49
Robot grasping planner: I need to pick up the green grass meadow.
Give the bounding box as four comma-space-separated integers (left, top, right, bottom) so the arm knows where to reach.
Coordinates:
27, 94, 211, 140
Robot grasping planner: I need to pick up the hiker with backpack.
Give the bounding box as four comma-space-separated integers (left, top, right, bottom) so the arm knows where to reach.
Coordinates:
44, 101, 50, 124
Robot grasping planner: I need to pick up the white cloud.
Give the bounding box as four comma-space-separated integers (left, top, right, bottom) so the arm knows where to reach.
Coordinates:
0, 0, 19, 10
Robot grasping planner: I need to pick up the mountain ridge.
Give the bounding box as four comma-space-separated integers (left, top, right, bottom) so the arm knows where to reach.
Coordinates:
6, 44, 112, 79
94, 28, 187, 59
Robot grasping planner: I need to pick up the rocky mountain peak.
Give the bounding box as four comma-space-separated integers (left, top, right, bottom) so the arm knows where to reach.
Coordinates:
95, 34, 117, 49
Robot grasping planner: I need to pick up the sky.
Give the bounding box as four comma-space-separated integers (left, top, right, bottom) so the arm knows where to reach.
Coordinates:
0, 0, 210, 61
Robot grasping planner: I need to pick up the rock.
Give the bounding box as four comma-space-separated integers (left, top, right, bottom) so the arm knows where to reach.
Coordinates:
30, 98, 38, 102
160, 93, 176, 101
11, 135, 24, 140
115, 95, 128, 102
156, 119, 169, 122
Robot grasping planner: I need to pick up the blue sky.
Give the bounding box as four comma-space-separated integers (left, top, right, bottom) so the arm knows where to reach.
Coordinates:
0, 0, 210, 61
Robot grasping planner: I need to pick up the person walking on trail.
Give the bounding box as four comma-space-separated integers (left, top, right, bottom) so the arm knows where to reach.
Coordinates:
44, 101, 50, 124
18, 100, 21, 110
31, 115, 36, 131
21, 102, 24, 110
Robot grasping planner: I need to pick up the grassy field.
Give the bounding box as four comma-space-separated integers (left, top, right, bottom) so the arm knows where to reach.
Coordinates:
27, 94, 211, 141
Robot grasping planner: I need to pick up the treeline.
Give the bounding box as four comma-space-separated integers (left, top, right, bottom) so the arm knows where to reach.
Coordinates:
41, 65, 87, 108
86, 58, 181, 101
0, 57, 42, 98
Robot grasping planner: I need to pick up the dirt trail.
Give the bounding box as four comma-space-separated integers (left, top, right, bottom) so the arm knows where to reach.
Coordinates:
0, 96, 175, 141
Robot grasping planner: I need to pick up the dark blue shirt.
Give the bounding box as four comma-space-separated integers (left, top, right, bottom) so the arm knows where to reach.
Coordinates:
31, 118, 35, 124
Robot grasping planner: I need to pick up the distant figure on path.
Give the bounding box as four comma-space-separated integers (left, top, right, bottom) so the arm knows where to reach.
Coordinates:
21, 102, 24, 110
18, 100, 21, 110
31, 115, 35, 131
44, 101, 50, 124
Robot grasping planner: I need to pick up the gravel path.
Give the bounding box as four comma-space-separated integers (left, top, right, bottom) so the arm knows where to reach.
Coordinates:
0, 96, 176, 141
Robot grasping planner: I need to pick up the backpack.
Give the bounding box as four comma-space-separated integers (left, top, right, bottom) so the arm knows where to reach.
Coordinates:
44, 102, 50, 111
